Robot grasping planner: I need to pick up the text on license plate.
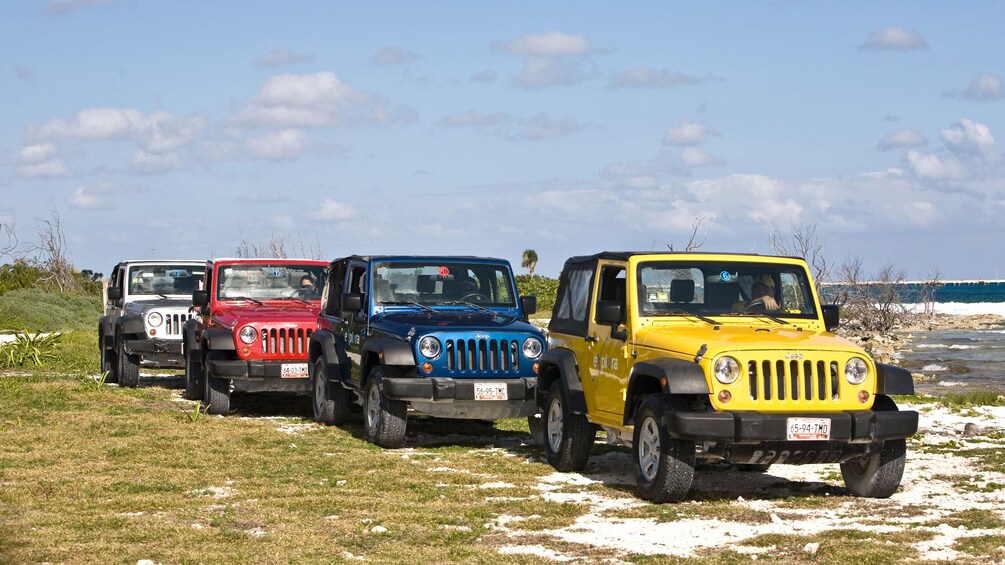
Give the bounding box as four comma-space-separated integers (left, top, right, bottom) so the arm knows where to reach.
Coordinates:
281, 363, 309, 379
474, 382, 508, 401
787, 417, 831, 441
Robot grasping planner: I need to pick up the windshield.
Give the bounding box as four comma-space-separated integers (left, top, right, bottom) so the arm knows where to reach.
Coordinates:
128, 264, 205, 296
216, 263, 327, 301
636, 260, 818, 318
372, 261, 516, 307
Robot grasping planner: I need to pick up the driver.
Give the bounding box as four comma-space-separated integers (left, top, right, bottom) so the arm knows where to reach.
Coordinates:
734, 275, 780, 312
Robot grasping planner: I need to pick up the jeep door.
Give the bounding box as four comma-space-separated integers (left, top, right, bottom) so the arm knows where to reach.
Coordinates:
586, 261, 631, 421
342, 261, 369, 386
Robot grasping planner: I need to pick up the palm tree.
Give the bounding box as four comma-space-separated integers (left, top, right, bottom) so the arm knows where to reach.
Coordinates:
521, 249, 538, 277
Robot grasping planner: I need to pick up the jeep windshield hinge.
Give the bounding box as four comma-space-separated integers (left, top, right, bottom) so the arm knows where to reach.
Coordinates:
694, 343, 708, 364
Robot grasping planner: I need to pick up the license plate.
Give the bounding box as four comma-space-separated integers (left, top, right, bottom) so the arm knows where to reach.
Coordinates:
280, 363, 309, 379
474, 382, 508, 401
787, 417, 831, 441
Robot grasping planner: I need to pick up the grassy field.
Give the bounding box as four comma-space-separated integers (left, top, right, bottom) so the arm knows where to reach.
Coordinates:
3, 372, 1004, 564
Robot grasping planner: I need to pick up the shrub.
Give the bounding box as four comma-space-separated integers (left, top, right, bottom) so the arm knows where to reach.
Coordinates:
516, 274, 559, 316
0, 288, 102, 332
0, 332, 62, 368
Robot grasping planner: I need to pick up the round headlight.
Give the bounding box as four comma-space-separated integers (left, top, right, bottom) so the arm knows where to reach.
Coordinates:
713, 356, 740, 384
522, 338, 543, 359
239, 326, 258, 345
419, 336, 441, 359
146, 312, 163, 327
845, 357, 869, 385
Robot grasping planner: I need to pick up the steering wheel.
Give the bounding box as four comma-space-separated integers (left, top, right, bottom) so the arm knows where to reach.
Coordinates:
461, 293, 490, 303
743, 298, 767, 313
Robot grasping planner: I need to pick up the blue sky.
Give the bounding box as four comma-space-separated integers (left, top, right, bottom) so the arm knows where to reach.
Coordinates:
2, 1, 1004, 280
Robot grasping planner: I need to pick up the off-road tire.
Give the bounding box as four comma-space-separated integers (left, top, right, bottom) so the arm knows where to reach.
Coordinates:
182, 342, 203, 401
203, 351, 231, 416
543, 382, 595, 472
313, 356, 350, 426
840, 395, 907, 498
364, 366, 407, 448
117, 339, 140, 389
99, 329, 118, 384
632, 395, 695, 503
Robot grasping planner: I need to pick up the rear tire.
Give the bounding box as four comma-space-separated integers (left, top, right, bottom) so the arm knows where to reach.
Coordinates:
203, 351, 231, 416
313, 356, 350, 425
543, 382, 595, 472
840, 395, 907, 498
364, 366, 407, 448
117, 338, 140, 389
632, 395, 695, 503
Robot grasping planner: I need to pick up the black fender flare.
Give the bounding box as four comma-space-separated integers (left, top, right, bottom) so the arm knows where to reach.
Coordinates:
876, 362, 915, 396
362, 337, 415, 368
537, 348, 587, 415
625, 358, 709, 425
117, 313, 144, 337
183, 319, 202, 364
308, 330, 348, 382
203, 327, 236, 351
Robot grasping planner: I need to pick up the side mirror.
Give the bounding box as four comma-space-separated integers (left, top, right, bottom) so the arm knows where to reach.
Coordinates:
342, 292, 363, 313
107, 287, 122, 301
192, 290, 209, 307
595, 300, 624, 325
822, 304, 840, 331
520, 295, 537, 316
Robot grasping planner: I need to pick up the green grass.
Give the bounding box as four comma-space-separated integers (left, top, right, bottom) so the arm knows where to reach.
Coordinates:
895, 392, 1005, 409
0, 288, 101, 332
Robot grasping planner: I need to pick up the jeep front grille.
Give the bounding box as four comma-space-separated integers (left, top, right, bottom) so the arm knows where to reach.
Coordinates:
747, 359, 841, 403
162, 313, 191, 337
260, 327, 311, 358
444, 339, 520, 374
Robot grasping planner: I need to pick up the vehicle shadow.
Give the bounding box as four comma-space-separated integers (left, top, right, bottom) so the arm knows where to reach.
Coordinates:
130, 371, 185, 389
227, 391, 314, 419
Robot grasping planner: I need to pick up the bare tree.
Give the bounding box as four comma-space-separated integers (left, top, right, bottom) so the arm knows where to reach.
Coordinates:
31, 208, 77, 292
768, 223, 829, 292
667, 216, 709, 252
836, 255, 909, 333
234, 232, 325, 260
0, 216, 17, 261
919, 266, 942, 318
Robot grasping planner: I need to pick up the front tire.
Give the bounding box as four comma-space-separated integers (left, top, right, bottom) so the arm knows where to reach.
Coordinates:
182, 342, 203, 401
364, 366, 407, 448
203, 351, 231, 416
117, 338, 140, 388
313, 356, 350, 425
840, 396, 907, 498
543, 382, 595, 472
632, 395, 695, 503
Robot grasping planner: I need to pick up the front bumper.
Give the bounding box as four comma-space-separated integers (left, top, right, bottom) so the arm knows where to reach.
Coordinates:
384, 377, 538, 419
124, 337, 183, 355
664, 409, 919, 444
206, 359, 312, 392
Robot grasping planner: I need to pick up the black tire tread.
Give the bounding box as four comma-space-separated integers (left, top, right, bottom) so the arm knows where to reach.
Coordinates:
543, 382, 595, 472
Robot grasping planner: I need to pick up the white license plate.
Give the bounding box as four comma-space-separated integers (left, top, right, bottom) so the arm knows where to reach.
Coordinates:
787, 417, 831, 441
474, 382, 508, 401
280, 363, 309, 379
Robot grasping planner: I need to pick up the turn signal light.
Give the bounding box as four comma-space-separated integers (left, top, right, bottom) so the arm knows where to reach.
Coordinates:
241, 347, 251, 357
421, 362, 433, 374
858, 390, 870, 404
717, 390, 732, 404
533, 362, 540, 374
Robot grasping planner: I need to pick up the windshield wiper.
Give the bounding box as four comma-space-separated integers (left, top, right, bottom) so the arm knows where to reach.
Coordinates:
653, 309, 718, 325
225, 296, 264, 306
719, 311, 790, 326
273, 296, 312, 306
442, 301, 497, 316
380, 301, 435, 313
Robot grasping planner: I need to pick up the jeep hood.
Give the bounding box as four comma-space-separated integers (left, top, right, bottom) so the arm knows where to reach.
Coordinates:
212, 302, 320, 327
125, 298, 193, 314
373, 311, 541, 336
636, 324, 861, 357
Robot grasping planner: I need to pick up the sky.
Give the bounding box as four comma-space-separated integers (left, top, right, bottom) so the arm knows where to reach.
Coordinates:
2, 1, 1004, 280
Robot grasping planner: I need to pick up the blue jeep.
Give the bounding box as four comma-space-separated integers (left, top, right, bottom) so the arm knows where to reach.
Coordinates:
308, 256, 545, 447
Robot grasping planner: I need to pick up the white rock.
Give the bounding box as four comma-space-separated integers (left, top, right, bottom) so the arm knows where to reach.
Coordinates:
370, 525, 388, 534
803, 542, 819, 555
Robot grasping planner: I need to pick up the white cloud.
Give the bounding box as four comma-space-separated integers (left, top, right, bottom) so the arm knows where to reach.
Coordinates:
31, 108, 206, 153
254, 49, 315, 69
44, 0, 112, 15
16, 160, 68, 177
309, 198, 356, 221
679, 147, 724, 167
69, 185, 112, 210
902, 119, 997, 182
905, 150, 968, 181
131, 150, 182, 172
493, 32, 595, 57
510, 114, 582, 141
609, 66, 702, 89
438, 111, 511, 128
371, 46, 421, 67
663, 119, 718, 146
876, 128, 927, 151
16, 143, 59, 164
940, 118, 995, 157
514, 56, 590, 89
230, 71, 416, 128
962, 73, 1005, 101
244, 129, 310, 160
859, 27, 927, 51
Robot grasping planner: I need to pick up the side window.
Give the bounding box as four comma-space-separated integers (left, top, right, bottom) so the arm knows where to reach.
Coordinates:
348, 265, 367, 294
595, 266, 627, 323
550, 263, 595, 337
324, 262, 347, 315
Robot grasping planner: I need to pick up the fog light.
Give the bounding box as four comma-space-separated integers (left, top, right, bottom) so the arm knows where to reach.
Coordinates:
421, 362, 433, 374
858, 390, 870, 404
533, 362, 540, 374
717, 390, 732, 403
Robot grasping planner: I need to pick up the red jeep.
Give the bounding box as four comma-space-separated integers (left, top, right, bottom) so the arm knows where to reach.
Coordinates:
183, 258, 328, 415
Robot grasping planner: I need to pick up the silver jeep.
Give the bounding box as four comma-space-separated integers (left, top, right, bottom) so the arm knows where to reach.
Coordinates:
99, 260, 205, 387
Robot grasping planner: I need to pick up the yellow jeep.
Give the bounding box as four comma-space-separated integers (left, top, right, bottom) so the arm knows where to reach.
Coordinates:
538, 252, 918, 503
